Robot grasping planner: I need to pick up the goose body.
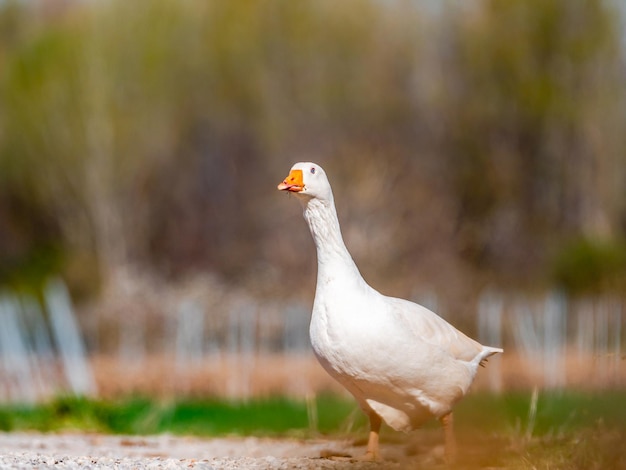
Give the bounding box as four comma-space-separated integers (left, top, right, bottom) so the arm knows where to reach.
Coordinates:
278, 162, 502, 460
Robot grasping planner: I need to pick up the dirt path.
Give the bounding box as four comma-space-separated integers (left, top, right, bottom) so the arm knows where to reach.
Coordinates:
0, 432, 415, 469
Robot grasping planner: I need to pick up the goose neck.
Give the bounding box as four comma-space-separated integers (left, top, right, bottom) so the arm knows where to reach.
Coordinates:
302, 197, 357, 271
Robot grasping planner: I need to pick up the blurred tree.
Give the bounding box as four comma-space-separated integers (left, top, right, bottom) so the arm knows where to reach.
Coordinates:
432, 0, 625, 285
0, 0, 624, 304
552, 237, 626, 294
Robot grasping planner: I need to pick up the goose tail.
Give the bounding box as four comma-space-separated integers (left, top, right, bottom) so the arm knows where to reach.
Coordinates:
477, 346, 503, 368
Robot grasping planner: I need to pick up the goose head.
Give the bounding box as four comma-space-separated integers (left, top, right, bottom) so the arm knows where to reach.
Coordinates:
277, 162, 333, 202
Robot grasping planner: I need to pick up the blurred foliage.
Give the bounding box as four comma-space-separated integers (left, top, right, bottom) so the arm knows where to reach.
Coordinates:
551, 237, 626, 294
0, 0, 624, 300
0, 393, 363, 436
437, 0, 624, 283
1, 391, 625, 439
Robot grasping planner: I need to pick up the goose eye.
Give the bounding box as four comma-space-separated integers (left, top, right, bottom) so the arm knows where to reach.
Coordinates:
310, 167, 316, 174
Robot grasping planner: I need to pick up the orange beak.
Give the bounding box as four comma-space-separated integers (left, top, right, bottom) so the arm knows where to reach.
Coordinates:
277, 169, 304, 192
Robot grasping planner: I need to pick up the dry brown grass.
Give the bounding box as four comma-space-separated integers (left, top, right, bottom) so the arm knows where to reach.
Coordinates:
474, 348, 626, 391
92, 353, 344, 399
91, 349, 626, 399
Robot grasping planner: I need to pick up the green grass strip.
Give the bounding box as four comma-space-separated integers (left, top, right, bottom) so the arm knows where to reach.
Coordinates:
0, 390, 624, 438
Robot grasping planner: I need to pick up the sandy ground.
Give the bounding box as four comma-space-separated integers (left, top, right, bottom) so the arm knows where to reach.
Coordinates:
0, 432, 425, 469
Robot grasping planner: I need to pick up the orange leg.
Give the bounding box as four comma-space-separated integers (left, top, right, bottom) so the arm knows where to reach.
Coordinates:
440, 412, 457, 463
363, 412, 382, 461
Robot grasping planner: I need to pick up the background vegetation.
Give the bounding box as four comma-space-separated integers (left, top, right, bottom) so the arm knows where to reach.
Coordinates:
2, 391, 625, 439
2, 0, 626, 304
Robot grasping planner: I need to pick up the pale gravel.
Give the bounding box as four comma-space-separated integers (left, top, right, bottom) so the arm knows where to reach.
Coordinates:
0, 432, 410, 469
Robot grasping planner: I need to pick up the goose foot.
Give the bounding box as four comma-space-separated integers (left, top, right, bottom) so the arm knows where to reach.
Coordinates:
359, 450, 381, 462
359, 412, 383, 461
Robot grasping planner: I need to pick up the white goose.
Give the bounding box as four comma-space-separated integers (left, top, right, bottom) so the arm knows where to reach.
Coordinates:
277, 162, 503, 461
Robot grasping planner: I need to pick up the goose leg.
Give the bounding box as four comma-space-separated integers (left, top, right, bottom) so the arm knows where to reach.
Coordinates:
440, 412, 457, 463
363, 412, 382, 461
